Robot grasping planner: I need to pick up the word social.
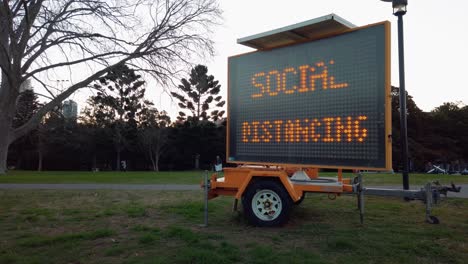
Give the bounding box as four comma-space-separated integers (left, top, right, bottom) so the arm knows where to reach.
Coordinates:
250, 60, 348, 98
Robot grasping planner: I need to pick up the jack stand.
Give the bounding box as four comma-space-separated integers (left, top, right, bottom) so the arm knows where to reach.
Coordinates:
424, 183, 439, 224
201, 170, 209, 227
356, 174, 365, 224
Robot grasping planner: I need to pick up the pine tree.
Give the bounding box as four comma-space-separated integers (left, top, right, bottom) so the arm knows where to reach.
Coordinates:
9, 88, 41, 169
84, 64, 150, 170
13, 89, 41, 128
171, 65, 225, 122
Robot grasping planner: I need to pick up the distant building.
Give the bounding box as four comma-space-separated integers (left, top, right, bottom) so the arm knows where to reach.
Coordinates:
62, 100, 78, 120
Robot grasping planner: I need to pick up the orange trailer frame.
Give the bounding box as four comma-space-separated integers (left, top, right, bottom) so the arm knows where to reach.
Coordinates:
207, 166, 354, 202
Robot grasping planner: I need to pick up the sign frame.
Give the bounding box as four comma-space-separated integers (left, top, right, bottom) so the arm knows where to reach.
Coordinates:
226, 21, 392, 171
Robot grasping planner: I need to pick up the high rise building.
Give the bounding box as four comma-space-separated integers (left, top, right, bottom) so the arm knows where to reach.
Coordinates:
62, 100, 78, 120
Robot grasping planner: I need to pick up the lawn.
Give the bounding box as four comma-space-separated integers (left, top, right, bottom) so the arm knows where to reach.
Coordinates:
0, 189, 467, 263
1, 170, 467, 186
357, 172, 468, 186
0, 170, 205, 184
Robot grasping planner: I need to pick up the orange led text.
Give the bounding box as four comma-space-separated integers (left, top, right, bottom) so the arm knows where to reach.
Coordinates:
241, 115, 368, 143
251, 60, 348, 98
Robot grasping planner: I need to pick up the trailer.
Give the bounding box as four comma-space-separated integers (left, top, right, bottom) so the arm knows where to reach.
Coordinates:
202, 14, 460, 227
207, 167, 352, 226
203, 167, 460, 226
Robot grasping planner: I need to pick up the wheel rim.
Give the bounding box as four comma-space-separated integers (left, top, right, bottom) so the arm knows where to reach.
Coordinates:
251, 189, 282, 221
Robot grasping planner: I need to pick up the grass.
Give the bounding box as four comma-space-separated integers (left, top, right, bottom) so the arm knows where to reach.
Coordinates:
0, 189, 467, 263
0, 170, 205, 184
1, 170, 467, 186
358, 172, 468, 185
17, 229, 115, 247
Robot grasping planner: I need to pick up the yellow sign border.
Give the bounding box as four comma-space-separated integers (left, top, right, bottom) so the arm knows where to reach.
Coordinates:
226, 21, 392, 171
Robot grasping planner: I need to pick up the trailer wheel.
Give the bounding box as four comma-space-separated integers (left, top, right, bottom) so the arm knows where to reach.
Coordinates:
294, 194, 305, 205
242, 180, 292, 227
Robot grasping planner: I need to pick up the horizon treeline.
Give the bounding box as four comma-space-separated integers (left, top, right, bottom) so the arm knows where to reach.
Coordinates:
6, 69, 468, 172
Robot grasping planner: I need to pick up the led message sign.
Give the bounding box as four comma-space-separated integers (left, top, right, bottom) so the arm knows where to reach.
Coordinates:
228, 22, 391, 170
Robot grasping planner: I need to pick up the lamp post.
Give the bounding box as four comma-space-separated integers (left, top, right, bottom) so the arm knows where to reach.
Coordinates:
381, 0, 409, 190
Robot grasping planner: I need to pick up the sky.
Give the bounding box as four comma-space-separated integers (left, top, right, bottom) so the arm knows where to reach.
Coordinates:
64, 0, 468, 118
190, 0, 468, 114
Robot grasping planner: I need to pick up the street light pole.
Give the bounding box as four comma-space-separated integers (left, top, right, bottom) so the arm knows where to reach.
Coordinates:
381, 0, 409, 190
397, 13, 409, 190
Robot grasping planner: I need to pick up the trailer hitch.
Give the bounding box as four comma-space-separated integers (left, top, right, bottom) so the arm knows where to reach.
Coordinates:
431, 181, 461, 197
354, 174, 462, 225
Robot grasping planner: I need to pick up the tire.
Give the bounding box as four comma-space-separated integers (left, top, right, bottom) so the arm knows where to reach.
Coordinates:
294, 193, 305, 205
242, 180, 293, 227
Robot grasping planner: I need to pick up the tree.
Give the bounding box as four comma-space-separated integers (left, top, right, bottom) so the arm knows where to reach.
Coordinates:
36, 109, 66, 171
138, 108, 171, 171
390, 87, 468, 171
75, 119, 113, 171
429, 102, 468, 164
8, 87, 41, 168
0, 0, 221, 174
164, 120, 225, 170
171, 65, 225, 122
391, 86, 427, 170
84, 65, 149, 170
13, 84, 41, 128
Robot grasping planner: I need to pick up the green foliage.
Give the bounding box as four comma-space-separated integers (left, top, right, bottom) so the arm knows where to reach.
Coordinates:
391, 86, 468, 171
8, 88, 41, 169
82, 64, 151, 170
138, 108, 171, 171
430, 102, 468, 159
85, 64, 149, 127
13, 88, 41, 128
171, 65, 225, 122
164, 120, 226, 170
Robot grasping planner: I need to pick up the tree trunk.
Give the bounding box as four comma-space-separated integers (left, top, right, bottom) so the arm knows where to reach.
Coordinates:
37, 148, 43, 171
195, 154, 200, 169
149, 150, 156, 171
0, 126, 10, 174
116, 150, 121, 171
0, 27, 20, 174
92, 154, 97, 171
0, 91, 16, 175
36, 125, 45, 172
155, 152, 160, 172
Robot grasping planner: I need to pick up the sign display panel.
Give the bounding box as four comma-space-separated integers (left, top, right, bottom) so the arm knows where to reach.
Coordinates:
227, 22, 391, 170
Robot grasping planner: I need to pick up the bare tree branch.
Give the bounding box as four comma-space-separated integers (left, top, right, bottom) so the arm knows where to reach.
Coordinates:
0, 0, 221, 173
